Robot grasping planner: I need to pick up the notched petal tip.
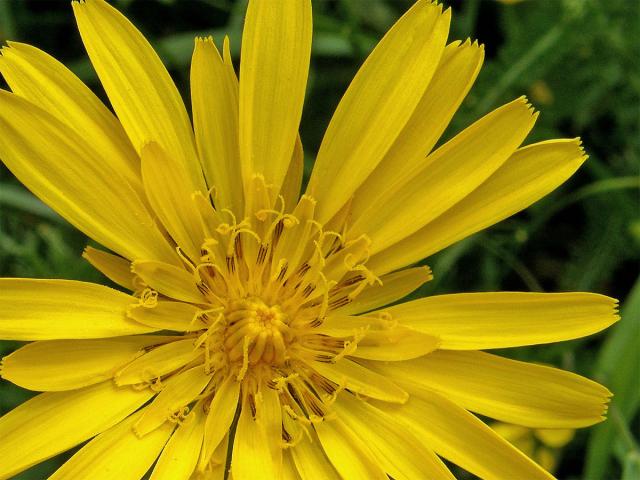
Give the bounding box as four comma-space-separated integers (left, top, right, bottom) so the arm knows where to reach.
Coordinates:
595, 391, 613, 422
194, 35, 215, 46
71, 0, 98, 12
513, 95, 540, 119
402, 265, 434, 286
610, 297, 621, 323
589, 293, 621, 329
572, 137, 590, 160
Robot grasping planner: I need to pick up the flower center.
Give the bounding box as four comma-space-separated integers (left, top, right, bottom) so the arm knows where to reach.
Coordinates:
223, 297, 292, 367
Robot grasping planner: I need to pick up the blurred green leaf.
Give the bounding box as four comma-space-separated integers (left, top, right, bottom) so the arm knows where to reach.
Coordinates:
0, 184, 62, 223
585, 277, 640, 479
0, 0, 16, 40
621, 452, 640, 480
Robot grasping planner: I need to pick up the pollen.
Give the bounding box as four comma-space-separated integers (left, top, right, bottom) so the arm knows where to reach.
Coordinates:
223, 297, 291, 366
136, 180, 382, 429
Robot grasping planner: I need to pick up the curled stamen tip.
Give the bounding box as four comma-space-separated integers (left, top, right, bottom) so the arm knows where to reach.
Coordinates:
138, 288, 158, 308
216, 223, 233, 235
375, 311, 394, 323
282, 214, 300, 228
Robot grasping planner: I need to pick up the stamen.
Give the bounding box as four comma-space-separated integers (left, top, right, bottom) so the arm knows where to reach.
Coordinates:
176, 246, 197, 273
139, 189, 382, 431
138, 288, 158, 308
236, 336, 251, 382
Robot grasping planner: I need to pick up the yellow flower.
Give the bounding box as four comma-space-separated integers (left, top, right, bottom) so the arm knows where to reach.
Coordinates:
493, 422, 576, 473
0, 0, 619, 479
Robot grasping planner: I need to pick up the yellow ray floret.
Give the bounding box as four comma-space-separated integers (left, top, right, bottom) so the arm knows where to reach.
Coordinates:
0, 0, 619, 479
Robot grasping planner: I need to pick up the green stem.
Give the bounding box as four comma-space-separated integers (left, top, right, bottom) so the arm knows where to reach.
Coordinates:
611, 405, 640, 455
481, 238, 544, 292
529, 176, 639, 234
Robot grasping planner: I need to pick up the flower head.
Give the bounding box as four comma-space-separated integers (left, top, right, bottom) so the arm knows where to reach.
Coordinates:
0, 0, 619, 479
493, 422, 576, 473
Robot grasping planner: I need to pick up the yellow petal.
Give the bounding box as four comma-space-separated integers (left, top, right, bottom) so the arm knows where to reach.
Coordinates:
386, 292, 619, 349
1, 335, 174, 391
151, 403, 206, 480
0, 91, 176, 263
314, 313, 385, 337
320, 235, 372, 284
191, 36, 243, 214
491, 423, 530, 444
0, 42, 142, 195
0, 278, 152, 341
314, 416, 387, 480
350, 96, 538, 255
72, 0, 205, 194
239, 0, 312, 205
0, 381, 154, 480
370, 350, 611, 428
307, 1, 450, 223
283, 451, 299, 480
49, 409, 173, 480
141, 142, 205, 261
269, 195, 317, 279
199, 375, 240, 472
334, 393, 455, 479
203, 433, 229, 480
376, 386, 554, 480
537, 448, 559, 474
232, 389, 280, 479
134, 366, 211, 436
350, 325, 440, 361
280, 135, 304, 212
368, 139, 588, 274
128, 301, 207, 332
290, 429, 340, 479
83, 246, 135, 291
534, 428, 575, 448
350, 40, 484, 221
335, 266, 432, 315
132, 260, 205, 304
115, 338, 201, 386
261, 383, 284, 476
316, 315, 439, 361
310, 358, 408, 403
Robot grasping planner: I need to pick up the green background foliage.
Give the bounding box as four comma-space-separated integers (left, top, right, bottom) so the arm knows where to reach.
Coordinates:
0, 0, 637, 478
